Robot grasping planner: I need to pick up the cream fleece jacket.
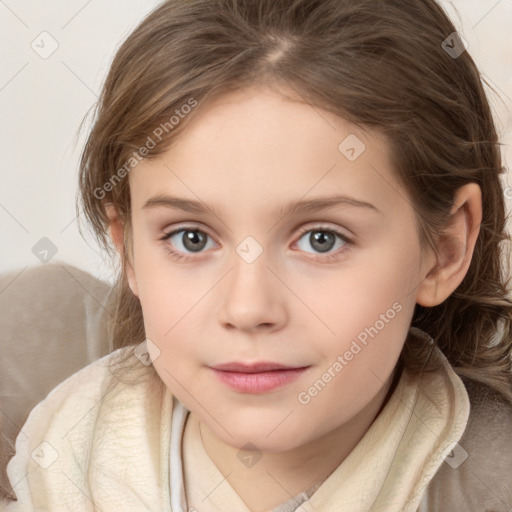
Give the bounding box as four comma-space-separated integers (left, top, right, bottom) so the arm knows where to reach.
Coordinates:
2, 336, 511, 511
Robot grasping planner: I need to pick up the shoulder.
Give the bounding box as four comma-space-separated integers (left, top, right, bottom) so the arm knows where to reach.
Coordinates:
15, 344, 146, 435
461, 376, 512, 432
423, 376, 512, 511
3, 345, 171, 510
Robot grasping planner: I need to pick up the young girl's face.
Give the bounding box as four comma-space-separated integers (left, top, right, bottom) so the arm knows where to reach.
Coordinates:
126, 85, 435, 453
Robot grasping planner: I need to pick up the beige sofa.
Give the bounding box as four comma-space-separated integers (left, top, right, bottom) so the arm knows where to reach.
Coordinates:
0, 263, 113, 500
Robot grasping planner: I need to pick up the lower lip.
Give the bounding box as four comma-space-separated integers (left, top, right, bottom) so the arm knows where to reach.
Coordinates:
211, 368, 308, 393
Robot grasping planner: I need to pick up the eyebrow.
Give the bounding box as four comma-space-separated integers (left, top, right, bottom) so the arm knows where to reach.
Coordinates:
142, 193, 380, 217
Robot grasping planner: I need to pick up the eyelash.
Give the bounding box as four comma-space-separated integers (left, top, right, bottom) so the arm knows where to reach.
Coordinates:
159, 224, 353, 263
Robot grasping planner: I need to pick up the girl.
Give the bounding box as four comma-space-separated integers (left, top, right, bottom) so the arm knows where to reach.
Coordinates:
3, 0, 512, 510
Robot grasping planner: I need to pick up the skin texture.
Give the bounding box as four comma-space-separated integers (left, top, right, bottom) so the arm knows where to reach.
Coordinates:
106, 85, 482, 511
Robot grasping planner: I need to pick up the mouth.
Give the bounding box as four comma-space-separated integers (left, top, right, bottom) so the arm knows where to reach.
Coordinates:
209, 361, 311, 393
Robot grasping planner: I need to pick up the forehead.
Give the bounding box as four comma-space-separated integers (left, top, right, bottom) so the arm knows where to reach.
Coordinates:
128, 86, 409, 220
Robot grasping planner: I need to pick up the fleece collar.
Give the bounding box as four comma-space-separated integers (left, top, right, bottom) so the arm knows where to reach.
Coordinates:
170, 338, 470, 511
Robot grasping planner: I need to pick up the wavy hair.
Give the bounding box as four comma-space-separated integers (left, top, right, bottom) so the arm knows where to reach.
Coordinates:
77, 0, 512, 401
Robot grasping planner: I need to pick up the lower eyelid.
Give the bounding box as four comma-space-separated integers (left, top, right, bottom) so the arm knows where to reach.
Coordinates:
161, 226, 352, 259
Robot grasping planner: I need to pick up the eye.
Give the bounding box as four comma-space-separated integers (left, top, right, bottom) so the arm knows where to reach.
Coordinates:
160, 224, 353, 263
160, 227, 217, 261
294, 226, 352, 261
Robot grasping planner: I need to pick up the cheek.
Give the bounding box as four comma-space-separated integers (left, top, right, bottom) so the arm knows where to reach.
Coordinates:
130, 248, 206, 383
301, 246, 419, 402
305, 249, 417, 345
297, 276, 414, 431
131, 238, 204, 331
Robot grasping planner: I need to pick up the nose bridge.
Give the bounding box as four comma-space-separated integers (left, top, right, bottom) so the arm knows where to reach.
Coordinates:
218, 237, 285, 330
229, 238, 272, 303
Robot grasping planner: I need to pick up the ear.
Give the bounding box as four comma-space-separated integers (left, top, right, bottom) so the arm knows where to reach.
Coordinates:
415, 183, 482, 307
104, 203, 139, 298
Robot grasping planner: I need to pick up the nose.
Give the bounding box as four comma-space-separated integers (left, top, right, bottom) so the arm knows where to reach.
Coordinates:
217, 250, 287, 334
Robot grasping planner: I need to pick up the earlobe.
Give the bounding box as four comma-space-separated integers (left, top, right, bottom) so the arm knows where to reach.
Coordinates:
105, 203, 125, 255
125, 263, 139, 299
415, 183, 482, 307
104, 202, 139, 298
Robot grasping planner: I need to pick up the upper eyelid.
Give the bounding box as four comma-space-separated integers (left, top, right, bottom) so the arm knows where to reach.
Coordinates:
162, 223, 352, 245
162, 223, 217, 242
163, 222, 350, 236
296, 223, 351, 238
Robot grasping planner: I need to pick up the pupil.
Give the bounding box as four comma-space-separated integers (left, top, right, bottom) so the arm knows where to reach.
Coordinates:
184, 230, 206, 251
311, 231, 334, 253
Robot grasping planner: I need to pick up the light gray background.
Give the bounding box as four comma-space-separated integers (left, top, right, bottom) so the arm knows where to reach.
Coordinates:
1, 0, 511, 284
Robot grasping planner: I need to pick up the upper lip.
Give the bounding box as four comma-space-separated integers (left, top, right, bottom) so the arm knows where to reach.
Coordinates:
211, 362, 308, 373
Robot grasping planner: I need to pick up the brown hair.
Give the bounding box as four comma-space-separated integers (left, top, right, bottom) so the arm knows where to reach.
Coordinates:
77, 0, 512, 401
